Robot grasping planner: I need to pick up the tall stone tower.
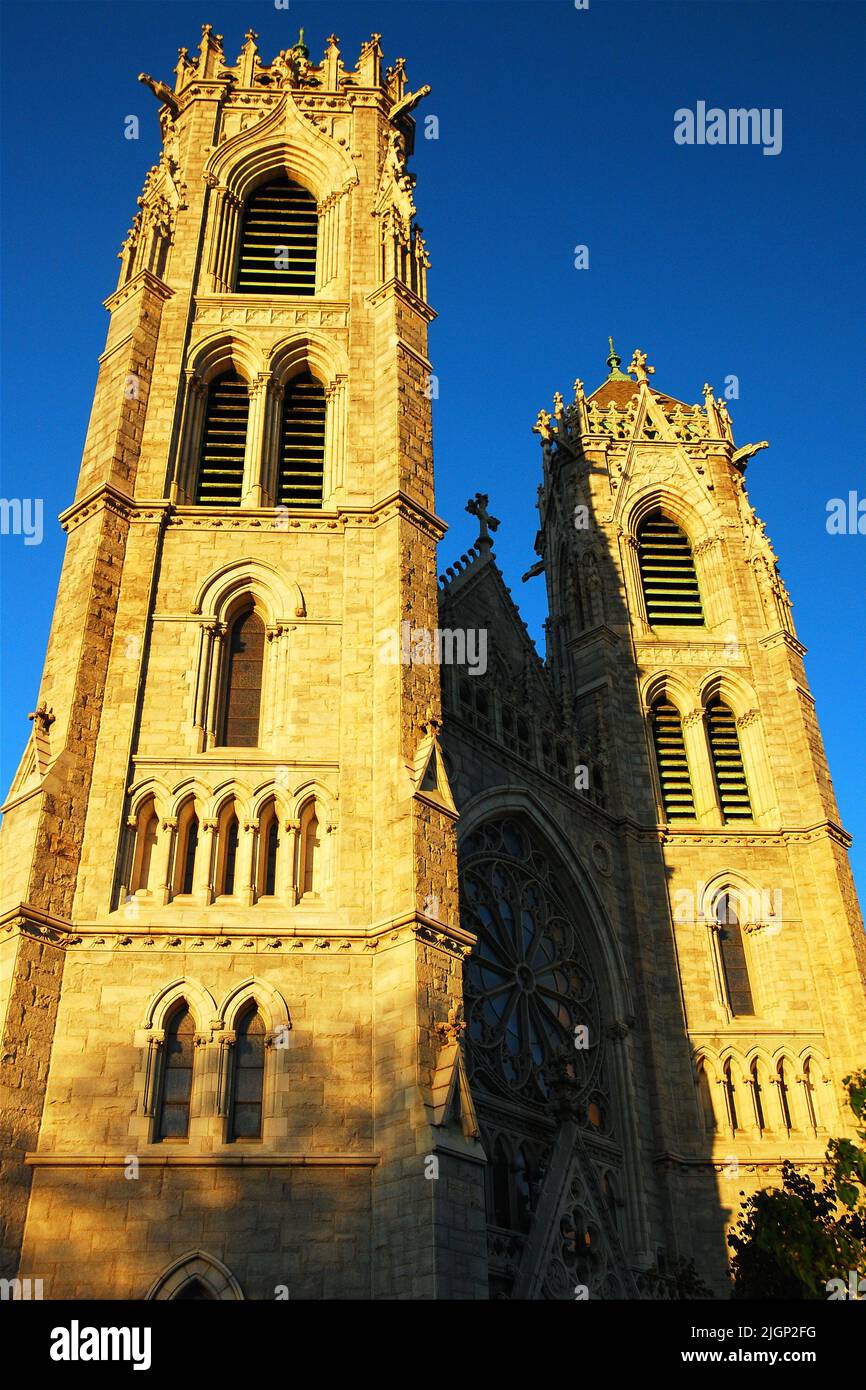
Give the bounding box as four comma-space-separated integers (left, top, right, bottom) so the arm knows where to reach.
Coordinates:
523, 343, 866, 1285
0, 27, 487, 1300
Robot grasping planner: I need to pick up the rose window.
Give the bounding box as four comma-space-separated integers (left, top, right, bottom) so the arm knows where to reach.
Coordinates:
461, 818, 604, 1107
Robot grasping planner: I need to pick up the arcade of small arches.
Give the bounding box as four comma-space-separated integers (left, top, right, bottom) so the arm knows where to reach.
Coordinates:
120, 782, 330, 910
694, 1046, 834, 1141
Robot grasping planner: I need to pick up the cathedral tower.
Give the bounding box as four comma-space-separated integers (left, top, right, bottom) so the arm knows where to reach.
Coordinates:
0, 27, 487, 1299
520, 343, 866, 1285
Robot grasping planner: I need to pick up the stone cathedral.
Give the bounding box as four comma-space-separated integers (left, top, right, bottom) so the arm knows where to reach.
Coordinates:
1, 26, 864, 1302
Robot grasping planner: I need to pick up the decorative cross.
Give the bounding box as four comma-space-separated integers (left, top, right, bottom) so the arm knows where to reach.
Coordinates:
628, 349, 655, 384
466, 493, 500, 548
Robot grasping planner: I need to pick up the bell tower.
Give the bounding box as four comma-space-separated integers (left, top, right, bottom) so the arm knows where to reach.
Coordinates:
0, 27, 487, 1299
533, 342, 866, 1283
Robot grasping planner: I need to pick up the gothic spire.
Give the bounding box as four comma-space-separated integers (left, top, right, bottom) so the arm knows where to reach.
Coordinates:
605, 336, 631, 381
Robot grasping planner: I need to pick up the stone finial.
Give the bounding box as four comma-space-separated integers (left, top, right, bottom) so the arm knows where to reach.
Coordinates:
605, 336, 631, 382
533, 408, 553, 442
628, 349, 655, 384
466, 492, 500, 549
435, 1003, 465, 1045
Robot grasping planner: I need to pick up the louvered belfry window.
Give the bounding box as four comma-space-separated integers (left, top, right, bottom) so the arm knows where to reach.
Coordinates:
637, 512, 704, 626
707, 698, 752, 820
235, 175, 318, 295
279, 372, 326, 508
195, 372, 249, 505
651, 700, 695, 820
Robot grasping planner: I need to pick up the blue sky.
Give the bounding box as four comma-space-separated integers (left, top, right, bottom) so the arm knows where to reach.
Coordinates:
1, 0, 864, 892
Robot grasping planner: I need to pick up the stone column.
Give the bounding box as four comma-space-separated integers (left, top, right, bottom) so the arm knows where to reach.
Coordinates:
242, 373, 271, 507
193, 819, 216, 904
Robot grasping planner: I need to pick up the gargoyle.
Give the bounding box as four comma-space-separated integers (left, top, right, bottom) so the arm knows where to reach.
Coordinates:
732, 440, 769, 468
389, 84, 431, 124
138, 73, 180, 117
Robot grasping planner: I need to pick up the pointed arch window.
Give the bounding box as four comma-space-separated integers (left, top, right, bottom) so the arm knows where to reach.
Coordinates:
157, 1003, 195, 1140
489, 1137, 512, 1229
637, 512, 704, 626
215, 802, 240, 898
195, 371, 249, 506
174, 801, 199, 897
803, 1057, 819, 1130
298, 800, 321, 898
777, 1059, 794, 1131
696, 1061, 716, 1133
220, 606, 264, 747
278, 372, 326, 509
707, 699, 752, 821
229, 1003, 266, 1141
650, 699, 695, 820
715, 894, 754, 1017
257, 799, 280, 898
129, 795, 159, 894
235, 175, 318, 296
723, 1059, 739, 1131
457, 674, 492, 737
750, 1059, 766, 1131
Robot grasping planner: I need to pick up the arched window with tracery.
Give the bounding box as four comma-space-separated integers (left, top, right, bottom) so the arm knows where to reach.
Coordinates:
156, 1003, 195, 1140
195, 371, 249, 506
636, 511, 703, 626
229, 1003, 266, 1141
279, 372, 326, 509
460, 815, 623, 1298
234, 174, 318, 295
650, 697, 695, 820
714, 893, 754, 1017
706, 698, 752, 821
219, 606, 264, 747
458, 674, 492, 737
462, 818, 606, 1106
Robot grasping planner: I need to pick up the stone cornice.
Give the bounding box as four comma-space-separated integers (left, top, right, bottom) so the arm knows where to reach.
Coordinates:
58, 482, 141, 534
366, 276, 436, 323
103, 268, 174, 314
758, 629, 807, 657
25, 1152, 378, 1169
0, 902, 72, 943
617, 817, 852, 848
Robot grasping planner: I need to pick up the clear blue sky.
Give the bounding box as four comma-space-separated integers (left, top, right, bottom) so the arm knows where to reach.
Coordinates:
1, 1, 864, 894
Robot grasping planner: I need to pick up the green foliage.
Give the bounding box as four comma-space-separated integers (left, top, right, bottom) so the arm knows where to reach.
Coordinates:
728, 1071, 866, 1299
669, 1256, 714, 1300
